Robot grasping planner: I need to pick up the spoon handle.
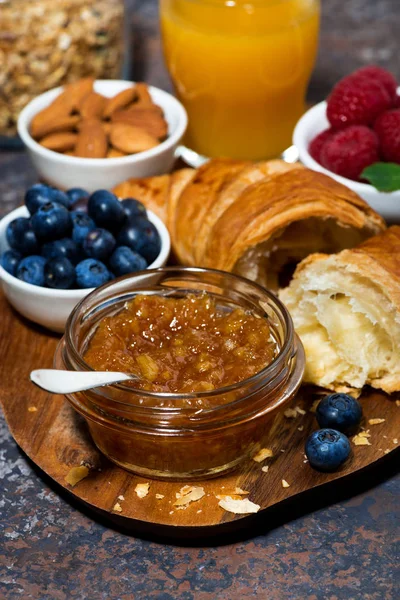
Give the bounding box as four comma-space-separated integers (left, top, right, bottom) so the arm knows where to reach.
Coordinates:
30, 369, 134, 394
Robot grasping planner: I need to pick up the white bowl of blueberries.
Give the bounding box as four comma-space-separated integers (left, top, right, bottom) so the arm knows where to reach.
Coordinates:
0, 184, 170, 332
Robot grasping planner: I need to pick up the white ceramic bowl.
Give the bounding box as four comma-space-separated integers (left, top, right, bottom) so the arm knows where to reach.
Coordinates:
0, 206, 170, 333
17, 80, 188, 191
293, 94, 400, 223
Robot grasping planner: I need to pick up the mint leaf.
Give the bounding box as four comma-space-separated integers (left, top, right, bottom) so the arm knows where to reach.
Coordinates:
361, 162, 400, 192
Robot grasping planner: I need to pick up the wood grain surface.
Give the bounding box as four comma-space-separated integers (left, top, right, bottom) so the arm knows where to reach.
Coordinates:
0, 290, 399, 530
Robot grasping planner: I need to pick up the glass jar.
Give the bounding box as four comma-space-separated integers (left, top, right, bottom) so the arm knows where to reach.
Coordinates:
160, 0, 320, 161
0, 0, 127, 139
54, 267, 305, 480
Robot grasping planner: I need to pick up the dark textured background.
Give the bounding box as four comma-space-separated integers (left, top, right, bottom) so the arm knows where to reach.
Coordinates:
1, 1, 399, 598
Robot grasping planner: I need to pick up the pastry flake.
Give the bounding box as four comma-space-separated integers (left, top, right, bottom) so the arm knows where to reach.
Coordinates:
135, 483, 150, 498
65, 465, 89, 487
252, 448, 273, 462
218, 496, 260, 514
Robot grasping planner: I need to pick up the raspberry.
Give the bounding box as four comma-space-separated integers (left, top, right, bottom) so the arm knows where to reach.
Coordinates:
308, 128, 335, 164
374, 109, 400, 163
351, 65, 398, 101
327, 78, 391, 129
320, 125, 379, 181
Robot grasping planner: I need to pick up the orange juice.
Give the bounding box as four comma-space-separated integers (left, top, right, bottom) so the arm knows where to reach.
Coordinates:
160, 0, 320, 160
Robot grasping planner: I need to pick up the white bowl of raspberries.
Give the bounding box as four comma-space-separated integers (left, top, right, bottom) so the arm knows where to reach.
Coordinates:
0, 185, 170, 332
294, 65, 400, 223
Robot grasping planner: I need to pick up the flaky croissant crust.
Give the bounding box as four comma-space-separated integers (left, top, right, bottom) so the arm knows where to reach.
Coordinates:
113, 159, 386, 288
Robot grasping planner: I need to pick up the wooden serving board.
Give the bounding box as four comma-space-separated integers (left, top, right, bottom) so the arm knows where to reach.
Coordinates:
0, 290, 399, 531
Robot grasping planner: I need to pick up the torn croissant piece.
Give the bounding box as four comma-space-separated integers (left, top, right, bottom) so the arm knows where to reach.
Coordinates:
279, 226, 400, 395
113, 159, 385, 289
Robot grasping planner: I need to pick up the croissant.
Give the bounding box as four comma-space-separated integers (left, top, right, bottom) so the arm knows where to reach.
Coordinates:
113, 159, 386, 289
279, 226, 400, 395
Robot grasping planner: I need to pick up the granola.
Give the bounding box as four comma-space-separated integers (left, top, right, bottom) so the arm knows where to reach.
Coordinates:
0, 0, 125, 136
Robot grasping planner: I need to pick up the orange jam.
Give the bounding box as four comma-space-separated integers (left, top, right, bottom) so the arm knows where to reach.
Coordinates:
84, 293, 278, 395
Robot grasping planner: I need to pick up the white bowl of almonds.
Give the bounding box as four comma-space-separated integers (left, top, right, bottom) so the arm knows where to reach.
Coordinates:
17, 79, 188, 191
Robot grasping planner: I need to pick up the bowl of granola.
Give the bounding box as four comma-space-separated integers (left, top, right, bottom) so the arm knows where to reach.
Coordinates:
17, 79, 188, 191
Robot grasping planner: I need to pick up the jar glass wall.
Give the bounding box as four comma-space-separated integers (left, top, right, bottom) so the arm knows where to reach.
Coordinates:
54, 267, 305, 480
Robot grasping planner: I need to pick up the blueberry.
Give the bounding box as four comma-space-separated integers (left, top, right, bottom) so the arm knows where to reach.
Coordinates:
31, 202, 72, 242
70, 211, 96, 245
316, 393, 363, 434
16, 255, 46, 286
82, 228, 116, 261
66, 187, 89, 208
116, 218, 161, 264
72, 197, 89, 213
75, 258, 111, 289
305, 429, 351, 472
44, 257, 75, 289
121, 198, 147, 221
42, 238, 80, 265
1, 249, 22, 276
6, 217, 39, 255
87, 190, 125, 231
25, 183, 69, 214
109, 246, 147, 276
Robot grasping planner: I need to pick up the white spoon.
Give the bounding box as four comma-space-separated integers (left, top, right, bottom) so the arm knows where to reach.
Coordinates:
30, 369, 137, 395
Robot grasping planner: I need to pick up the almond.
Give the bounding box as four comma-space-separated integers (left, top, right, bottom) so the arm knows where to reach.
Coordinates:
102, 122, 112, 136
30, 103, 72, 138
110, 123, 159, 154
111, 107, 168, 140
103, 87, 138, 119
135, 82, 153, 105
107, 147, 127, 158
79, 92, 107, 119
30, 115, 80, 140
39, 132, 78, 152
63, 77, 95, 111
75, 120, 108, 158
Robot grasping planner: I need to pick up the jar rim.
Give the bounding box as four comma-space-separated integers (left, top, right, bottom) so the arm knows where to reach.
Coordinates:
64, 266, 295, 403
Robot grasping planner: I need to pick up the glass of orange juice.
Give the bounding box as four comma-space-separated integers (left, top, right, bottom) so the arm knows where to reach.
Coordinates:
160, 0, 320, 161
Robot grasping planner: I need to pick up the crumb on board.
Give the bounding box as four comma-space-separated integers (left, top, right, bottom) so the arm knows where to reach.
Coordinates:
310, 400, 320, 413
396, 400, 400, 407
296, 406, 306, 415
261, 466, 269, 473
282, 479, 290, 488
298, 425, 304, 432
28, 406, 38, 412
215, 487, 249, 501
135, 483, 150, 498
113, 502, 123, 513
174, 486, 205, 509
65, 466, 89, 487
234, 487, 249, 495
218, 496, 260, 514
352, 430, 371, 446
155, 494, 164, 500
197, 509, 202, 514
118, 495, 125, 501
169, 510, 174, 515
384, 449, 390, 454
252, 448, 273, 462
368, 418, 385, 425
284, 408, 298, 418
393, 439, 398, 444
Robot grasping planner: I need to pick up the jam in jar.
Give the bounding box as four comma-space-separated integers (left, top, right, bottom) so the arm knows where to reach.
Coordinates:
84, 293, 278, 401
55, 268, 304, 479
